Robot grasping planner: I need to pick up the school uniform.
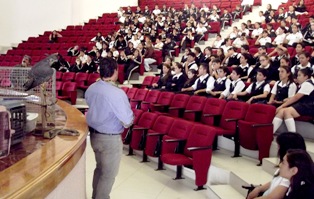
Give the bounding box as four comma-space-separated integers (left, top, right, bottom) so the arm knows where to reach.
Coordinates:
243, 80, 271, 103
227, 78, 246, 97
169, 73, 188, 92
271, 81, 297, 102
292, 79, 314, 117
206, 77, 231, 97
191, 74, 214, 91
226, 53, 241, 67
291, 63, 314, 79
186, 61, 198, 71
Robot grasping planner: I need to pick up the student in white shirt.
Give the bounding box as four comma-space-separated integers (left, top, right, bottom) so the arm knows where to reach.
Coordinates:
251, 22, 263, 38
235, 68, 271, 104
212, 34, 224, 49
284, 25, 303, 46
220, 67, 246, 99
233, 33, 249, 48
255, 30, 272, 46
291, 52, 314, 82
272, 27, 287, 46
206, 67, 231, 98
268, 65, 297, 106
181, 63, 214, 95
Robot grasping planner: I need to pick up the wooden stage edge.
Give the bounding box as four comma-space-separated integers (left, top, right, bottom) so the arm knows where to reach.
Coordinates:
0, 100, 88, 199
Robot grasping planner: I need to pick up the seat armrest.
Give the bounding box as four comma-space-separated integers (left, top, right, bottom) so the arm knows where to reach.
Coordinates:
130, 99, 142, 102
168, 107, 185, 110
141, 101, 150, 104
252, 123, 273, 128
147, 132, 166, 137
151, 104, 168, 107
164, 138, 186, 143
203, 113, 220, 117
184, 110, 202, 113
225, 118, 240, 122
187, 146, 212, 151
133, 127, 149, 131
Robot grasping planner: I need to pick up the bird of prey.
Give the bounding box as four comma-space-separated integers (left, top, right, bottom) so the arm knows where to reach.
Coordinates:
23, 54, 58, 91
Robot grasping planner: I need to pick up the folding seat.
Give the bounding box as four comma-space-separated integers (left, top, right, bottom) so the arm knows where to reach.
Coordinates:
121, 109, 143, 144
79, 73, 100, 90
201, 98, 227, 126
130, 89, 149, 109
146, 118, 194, 170
57, 82, 77, 104
140, 90, 161, 112
141, 76, 154, 88
238, 104, 276, 165
152, 76, 160, 85
136, 115, 174, 162
74, 72, 89, 89
55, 71, 63, 81
166, 94, 190, 118
120, 86, 129, 93
249, 47, 258, 55
161, 123, 216, 190
61, 72, 76, 82
55, 81, 63, 97
182, 95, 207, 122
208, 22, 221, 34
150, 92, 175, 112
153, 50, 163, 65
128, 112, 159, 155
209, 101, 249, 157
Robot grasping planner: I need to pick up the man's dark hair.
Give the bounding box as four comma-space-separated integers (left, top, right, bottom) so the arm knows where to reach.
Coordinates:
188, 52, 196, 58
233, 67, 243, 75
257, 68, 268, 78
99, 58, 117, 78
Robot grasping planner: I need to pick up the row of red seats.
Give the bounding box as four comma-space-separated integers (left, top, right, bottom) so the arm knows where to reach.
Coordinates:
118, 90, 276, 189
56, 81, 77, 105
120, 87, 276, 165
56, 71, 99, 88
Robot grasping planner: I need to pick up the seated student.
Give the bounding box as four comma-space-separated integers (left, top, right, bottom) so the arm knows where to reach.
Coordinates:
49, 30, 62, 43
223, 47, 241, 67
182, 69, 198, 89
220, 67, 246, 100
272, 67, 314, 133
268, 45, 289, 69
123, 49, 142, 84
232, 33, 249, 49
291, 43, 305, 66
181, 63, 214, 95
238, 53, 253, 81
240, 45, 255, 66
212, 34, 224, 49
272, 27, 287, 46
152, 63, 173, 90
291, 52, 314, 81
67, 45, 80, 57
220, 9, 232, 29
251, 22, 263, 39
181, 48, 191, 65
303, 22, 314, 46
268, 65, 297, 107
284, 25, 303, 46
168, 62, 187, 92
234, 68, 271, 104
162, 36, 178, 59
232, 5, 242, 20
255, 30, 272, 47
69, 58, 85, 73
281, 149, 314, 199
83, 56, 97, 73
247, 132, 306, 199
181, 30, 195, 51
183, 52, 198, 74
206, 67, 231, 98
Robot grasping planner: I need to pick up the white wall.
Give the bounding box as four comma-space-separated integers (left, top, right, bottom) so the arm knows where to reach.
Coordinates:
0, 0, 137, 47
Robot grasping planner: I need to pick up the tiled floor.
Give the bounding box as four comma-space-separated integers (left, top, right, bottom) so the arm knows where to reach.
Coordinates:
85, 136, 211, 199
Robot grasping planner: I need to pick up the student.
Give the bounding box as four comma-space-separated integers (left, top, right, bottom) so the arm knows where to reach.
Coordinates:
183, 52, 198, 74
152, 63, 172, 89
281, 149, 314, 199
291, 52, 314, 80
210, 58, 222, 80
249, 54, 279, 83
206, 67, 231, 98
291, 43, 305, 66
268, 65, 297, 107
273, 67, 314, 133
247, 132, 306, 199
182, 69, 198, 89
224, 47, 241, 67
238, 53, 252, 81
220, 67, 245, 99
169, 62, 187, 92
235, 68, 271, 104
181, 63, 214, 95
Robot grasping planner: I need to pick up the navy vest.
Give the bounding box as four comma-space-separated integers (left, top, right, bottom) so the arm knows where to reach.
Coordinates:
196, 75, 210, 90
275, 81, 291, 101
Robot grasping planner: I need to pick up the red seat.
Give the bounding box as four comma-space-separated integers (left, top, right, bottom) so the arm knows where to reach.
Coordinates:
55, 81, 63, 97
122, 109, 144, 144
238, 104, 276, 165
182, 96, 207, 122
74, 72, 89, 89
167, 94, 190, 118
208, 22, 221, 34
140, 90, 161, 112
141, 76, 154, 88
61, 72, 76, 82
146, 118, 194, 170
210, 101, 249, 156
150, 92, 175, 112
55, 71, 63, 81
57, 82, 77, 104
138, 115, 174, 162
130, 89, 149, 109
120, 86, 129, 93
201, 98, 227, 126
126, 88, 138, 100
161, 124, 216, 190
129, 112, 159, 154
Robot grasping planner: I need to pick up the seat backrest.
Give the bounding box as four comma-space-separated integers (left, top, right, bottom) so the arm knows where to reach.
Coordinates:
120, 86, 129, 93
220, 101, 249, 131
61, 72, 75, 82
137, 112, 158, 128
183, 96, 207, 121
244, 104, 276, 123
132, 109, 144, 125
184, 124, 216, 158
127, 88, 138, 100
168, 119, 194, 139
140, 90, 161, 111
130, 89, 149, 109
152, 76, 160, 84
151, 115, 174, 133
56, 81, 63, 90
62, 82, 77, 92
75, 72, 89, 82
141, 76, 154, 88
201, 98, 227, 126
156, 92, 175, 105
168, 94, 190, 117
87, 73, 100, 86
56, 71, 63, 80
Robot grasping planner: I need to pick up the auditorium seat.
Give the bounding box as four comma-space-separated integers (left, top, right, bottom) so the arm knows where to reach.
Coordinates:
140, 90, 161, 112
150, 91, 175, 112
238, 104, 276, 165
167, 94, 190, 118
161, 123, 216, 190
182, 95, 207, 122
126, 87, 138, 100
122, 109, 143, 144
201, 98, 227, 126
61, 72, 76, 82
141, 76, 154, 88
74, 72, 89, 89
57, 82, 77, 105
130, 89, 149, 109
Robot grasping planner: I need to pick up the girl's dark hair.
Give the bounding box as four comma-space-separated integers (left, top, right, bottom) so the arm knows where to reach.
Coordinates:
276, 132, 306, 162
204, 46, 212, 53
161, 63, 172, 84
280, 57, 291, 67
200, 63, 209, 73
279, 65, 294, 83
299, 67, 313, 78
220, 67, 230, 76
285, 149, 314, 197
188, 69, 198, 76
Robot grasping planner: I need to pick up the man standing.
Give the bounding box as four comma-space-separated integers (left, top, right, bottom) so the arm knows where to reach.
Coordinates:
85, 58, 133, 199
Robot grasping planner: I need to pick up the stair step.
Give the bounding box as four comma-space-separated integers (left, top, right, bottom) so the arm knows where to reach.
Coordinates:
209, 185, 244, 199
